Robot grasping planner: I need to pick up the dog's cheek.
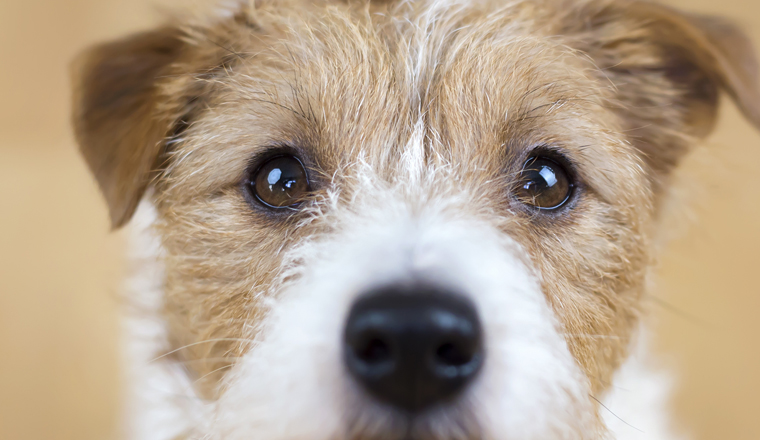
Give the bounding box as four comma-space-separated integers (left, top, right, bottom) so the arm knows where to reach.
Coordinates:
153, 191, 304, 397
515, 201, 650, 395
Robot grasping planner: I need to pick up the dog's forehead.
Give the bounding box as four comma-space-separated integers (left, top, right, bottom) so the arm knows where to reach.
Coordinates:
167, 2, 644, 206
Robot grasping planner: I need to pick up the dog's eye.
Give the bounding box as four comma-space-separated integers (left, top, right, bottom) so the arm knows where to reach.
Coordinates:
515, 156, 573, 210
248, 155, 310, 208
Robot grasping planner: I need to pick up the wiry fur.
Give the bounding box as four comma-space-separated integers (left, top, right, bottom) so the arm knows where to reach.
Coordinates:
71, 0, 760, 439
211, 159, 599, 439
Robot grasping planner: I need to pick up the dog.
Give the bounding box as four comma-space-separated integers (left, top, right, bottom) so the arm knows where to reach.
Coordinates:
71, 0, 760, 438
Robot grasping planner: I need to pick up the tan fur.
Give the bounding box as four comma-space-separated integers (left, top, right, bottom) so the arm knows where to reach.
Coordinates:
72, 0, 760, 435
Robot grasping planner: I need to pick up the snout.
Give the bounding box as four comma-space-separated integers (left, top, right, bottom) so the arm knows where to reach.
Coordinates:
212, 215, 593, 439
343, 283, 483, 413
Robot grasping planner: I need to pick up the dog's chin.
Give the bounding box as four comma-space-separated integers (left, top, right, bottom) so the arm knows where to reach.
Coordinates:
341, 402, 483, 440
346, 434, 479, 440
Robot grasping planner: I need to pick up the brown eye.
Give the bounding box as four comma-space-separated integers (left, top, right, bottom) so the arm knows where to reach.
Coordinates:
516, 156, 573, 210
248, 155, 310, 208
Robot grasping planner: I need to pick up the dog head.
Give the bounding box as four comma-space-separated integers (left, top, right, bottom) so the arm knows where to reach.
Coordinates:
72, 0, 760, 438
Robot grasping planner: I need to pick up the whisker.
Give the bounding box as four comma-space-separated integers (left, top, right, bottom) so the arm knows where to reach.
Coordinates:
193, 364, 236, 387
589, 395, 644, 433
596, 377, 632, 392
163, 357, 245, 365
645, 295, 712, 328
149, 338, 255, 363
561, 334, 622, 340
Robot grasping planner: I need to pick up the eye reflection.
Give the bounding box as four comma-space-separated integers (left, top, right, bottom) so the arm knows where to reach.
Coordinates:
267, 169, 282, 186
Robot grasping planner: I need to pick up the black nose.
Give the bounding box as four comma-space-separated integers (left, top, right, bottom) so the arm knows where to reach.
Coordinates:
343, 283, 483, 413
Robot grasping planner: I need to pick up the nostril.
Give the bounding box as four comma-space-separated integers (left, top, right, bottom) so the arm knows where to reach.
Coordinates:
357, 337, 391, 364
431, 335, 482, 382
346, 329, 396, 380
435, 342, 473, 367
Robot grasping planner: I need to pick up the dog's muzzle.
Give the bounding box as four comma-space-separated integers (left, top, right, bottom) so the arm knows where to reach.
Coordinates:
343, 282, 484, 413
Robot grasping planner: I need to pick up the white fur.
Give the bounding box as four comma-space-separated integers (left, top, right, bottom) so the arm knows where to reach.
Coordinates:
205, 163, 593, 439
119, 93, 682, 440
122, 201, 206, 440
121, 167, 683, 439
602, 334, 685, 440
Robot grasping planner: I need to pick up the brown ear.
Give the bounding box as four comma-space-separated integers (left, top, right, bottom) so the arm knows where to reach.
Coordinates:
574, 1, 760, 176
72, 27, 186, 228
632, 2, 760, 128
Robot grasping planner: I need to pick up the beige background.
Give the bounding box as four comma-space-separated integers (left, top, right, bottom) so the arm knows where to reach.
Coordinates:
1, 0, 759, 439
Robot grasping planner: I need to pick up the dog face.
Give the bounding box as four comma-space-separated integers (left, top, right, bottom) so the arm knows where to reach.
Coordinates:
72, 0, 760, 438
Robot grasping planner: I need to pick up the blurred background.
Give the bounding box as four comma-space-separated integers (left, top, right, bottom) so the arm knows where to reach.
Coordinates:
1, 0, 759, 439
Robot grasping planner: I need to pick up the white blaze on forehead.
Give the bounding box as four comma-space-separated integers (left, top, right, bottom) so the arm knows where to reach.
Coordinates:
209, 175, 595, 440
398, 119, 427, 185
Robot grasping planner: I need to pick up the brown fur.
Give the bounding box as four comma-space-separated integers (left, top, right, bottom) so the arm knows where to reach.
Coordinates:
72, 0, 759, 428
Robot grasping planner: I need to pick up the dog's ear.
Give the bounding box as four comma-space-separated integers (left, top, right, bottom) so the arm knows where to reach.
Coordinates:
573, 1, 760, 177
72, 27, 188, 229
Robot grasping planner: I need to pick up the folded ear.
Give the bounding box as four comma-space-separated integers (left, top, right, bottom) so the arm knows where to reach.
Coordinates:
573, 1, 760, 177
72, 27, 187, 228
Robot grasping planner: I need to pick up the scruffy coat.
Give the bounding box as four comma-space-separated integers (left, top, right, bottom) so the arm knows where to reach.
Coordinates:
72, 0, 760, 438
